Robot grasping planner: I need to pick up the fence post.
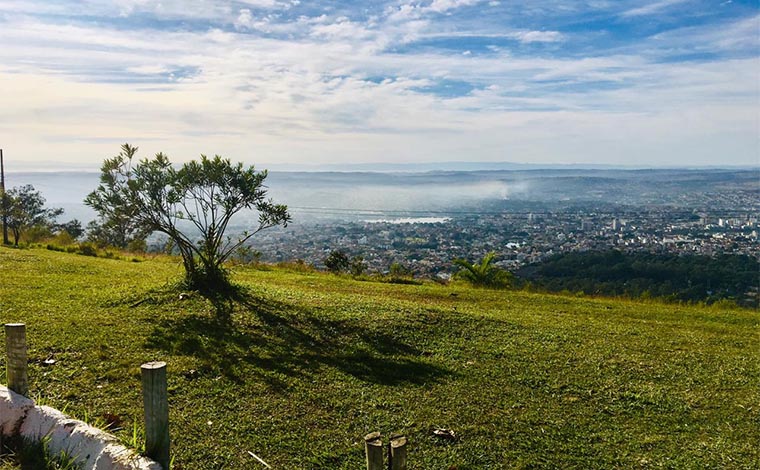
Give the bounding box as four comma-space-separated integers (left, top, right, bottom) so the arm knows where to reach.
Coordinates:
141, 361, 170, 470
364, 432, 383, 470
389, 435, 408, 470
5, 323, 28, 396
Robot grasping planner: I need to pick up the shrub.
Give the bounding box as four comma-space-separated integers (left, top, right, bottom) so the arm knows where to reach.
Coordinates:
324, 250, 350, 273
453, 252, 513, 289
77, 243, 98, 257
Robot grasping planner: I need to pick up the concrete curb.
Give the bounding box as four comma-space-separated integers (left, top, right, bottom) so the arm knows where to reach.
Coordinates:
1, 385, 162, 470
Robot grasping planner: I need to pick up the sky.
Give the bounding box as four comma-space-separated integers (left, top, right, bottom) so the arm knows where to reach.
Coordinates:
0, 0, 758, 170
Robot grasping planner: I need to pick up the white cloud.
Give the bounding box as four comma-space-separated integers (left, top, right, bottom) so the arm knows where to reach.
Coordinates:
386, 0, 482, 20
427, 0, 481, 14
239, 0, 281, 8
0, 1, 756, 167
508, 30, 564, 43
309, 17, 375, 40
650, 13, 760, 53
235, 9, 256, 29
621, 0, 688, 17
237, 0, 299, 10
385, 4, 423, 22
234, 8, 289, 32
126, 65, 172, 74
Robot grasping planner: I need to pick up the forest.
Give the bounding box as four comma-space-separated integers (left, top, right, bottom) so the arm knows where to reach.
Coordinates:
517, 250, 759, 307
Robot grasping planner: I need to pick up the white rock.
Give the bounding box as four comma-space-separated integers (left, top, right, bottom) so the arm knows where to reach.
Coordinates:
19, 405, 68, 441
0, 385, 35, 436
1, 386, 162, 470
95, 444, 163, 470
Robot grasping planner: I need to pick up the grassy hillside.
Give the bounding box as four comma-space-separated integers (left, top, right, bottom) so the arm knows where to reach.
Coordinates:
0, 246, 758, 469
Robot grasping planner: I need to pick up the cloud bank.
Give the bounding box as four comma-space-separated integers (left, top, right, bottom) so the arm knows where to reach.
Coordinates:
0, 0, 757, 168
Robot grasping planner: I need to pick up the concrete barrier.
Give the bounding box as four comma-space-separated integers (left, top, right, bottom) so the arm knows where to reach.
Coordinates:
1, 385, 162, 470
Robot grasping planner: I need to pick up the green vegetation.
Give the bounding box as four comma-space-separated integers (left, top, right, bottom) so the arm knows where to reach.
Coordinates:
518, 250, 760, 307
85, 144, 290, 292
0, 246, 758, 469
323, 249, 350, 273
84, 143, 149, 249
1, 184, 65, 246
453, 251, 513, 288
324, 250, 367, 276
1, 436, 79, 470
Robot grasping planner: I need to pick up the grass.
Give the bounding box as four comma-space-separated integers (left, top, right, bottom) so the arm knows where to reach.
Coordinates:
0, 246, 758, 469
1, 436, 80, 470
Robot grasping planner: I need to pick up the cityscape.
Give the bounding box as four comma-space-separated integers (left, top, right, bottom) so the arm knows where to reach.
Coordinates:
246, 169, 760, 278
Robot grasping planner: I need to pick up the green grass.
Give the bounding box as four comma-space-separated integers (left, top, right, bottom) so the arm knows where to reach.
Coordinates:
1, 436, 79, 470
0, 246, 758, 469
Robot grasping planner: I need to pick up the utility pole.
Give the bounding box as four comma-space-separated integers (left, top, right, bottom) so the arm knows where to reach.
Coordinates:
1, 148, 8, 245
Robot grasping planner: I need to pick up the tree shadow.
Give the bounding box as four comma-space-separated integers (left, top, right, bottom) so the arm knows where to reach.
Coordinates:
144, 288, 452, 389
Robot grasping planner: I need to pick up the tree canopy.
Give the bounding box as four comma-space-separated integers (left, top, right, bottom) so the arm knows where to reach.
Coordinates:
2, 184, 63, 246
85, 144, 149, 248
86, 145, 290, 291
517, 250, 759, 307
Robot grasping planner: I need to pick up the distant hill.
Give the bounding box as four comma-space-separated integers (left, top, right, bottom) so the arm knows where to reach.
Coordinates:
9, 160, 758, 173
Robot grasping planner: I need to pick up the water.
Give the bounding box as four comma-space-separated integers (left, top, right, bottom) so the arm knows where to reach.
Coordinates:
364, 217, 451, 224
5, 171, 513, 225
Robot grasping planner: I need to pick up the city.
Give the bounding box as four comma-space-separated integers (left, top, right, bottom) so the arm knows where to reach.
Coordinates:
249, 170, 760, 279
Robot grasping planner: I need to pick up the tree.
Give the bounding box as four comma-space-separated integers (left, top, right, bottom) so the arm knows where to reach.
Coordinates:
453, 251, 513, 288
324, 249, 350, 273
3, 185, 63, 246
85, 144, 149, 248
56, 219, 84, 239
349, 255, 367, 276
86, 145, 290, 291
389, 261, 412, 278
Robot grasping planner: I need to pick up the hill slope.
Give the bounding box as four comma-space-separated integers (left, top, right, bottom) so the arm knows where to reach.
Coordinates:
0, 247, 758, 469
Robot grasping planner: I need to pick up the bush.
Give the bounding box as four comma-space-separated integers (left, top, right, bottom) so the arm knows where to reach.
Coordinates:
127, 238, 147, 254
350, 256, 367, 277
453, 252, 513, 289
49, 230, 76, 247
324, 250, 350, 273
276, 259, 315, 273
77, 243, 98, 257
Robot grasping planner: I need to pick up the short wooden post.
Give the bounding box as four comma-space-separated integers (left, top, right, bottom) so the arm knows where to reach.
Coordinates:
5, 323, 28, 396
389, 435, 408, 470
141, 361, 170, 470
364, 432, 383, 470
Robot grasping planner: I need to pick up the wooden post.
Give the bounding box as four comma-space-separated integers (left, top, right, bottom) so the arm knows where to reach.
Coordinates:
389, 435, 408, 470
364, 432, 383, 470
5, 323, 28, 396
141, 361, 170, 470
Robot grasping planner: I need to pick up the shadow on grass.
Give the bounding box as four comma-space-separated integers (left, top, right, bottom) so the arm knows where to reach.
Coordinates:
144, 287, 451, 389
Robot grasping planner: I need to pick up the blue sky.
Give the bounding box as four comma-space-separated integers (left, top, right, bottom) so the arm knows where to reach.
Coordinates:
0, 0, 758, 168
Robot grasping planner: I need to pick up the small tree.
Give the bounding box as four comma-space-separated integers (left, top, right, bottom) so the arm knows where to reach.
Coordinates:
3, 185, 63, 246
453, 251, 513, 289
56, 219, 84, 239
350, 255, 367, 276
86, 145, 290, 291
389, 261, 412, 278
324, 249, 350, 273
